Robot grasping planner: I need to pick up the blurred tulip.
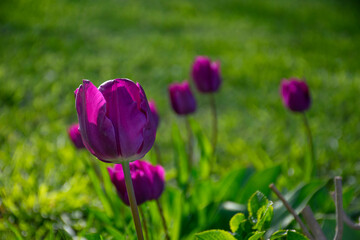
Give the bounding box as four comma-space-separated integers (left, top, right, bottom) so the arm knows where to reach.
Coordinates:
75, 78, 156, 163
149, 100, 159, 130
168, 81, 196, 115
108, 160, 165, 205
280, 78, 311, 112
191, 56, 222, 93
68, 123, 85, 149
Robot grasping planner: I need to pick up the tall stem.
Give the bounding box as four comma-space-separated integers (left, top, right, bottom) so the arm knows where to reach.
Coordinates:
139, 206, 149, 240
185, 117, 193, 172
154, 142, 162, 165
122, 162, 144, 240
156, 199, 170, 240
209, 93, 218, 172
302, 113, 316, 177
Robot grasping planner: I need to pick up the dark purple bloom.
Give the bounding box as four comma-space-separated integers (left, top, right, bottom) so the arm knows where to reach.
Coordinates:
168, 81, 197, 115
75, 79, 156, 163
148, 100, 159, 130
107, 160, 165, 205
191, 56, 222, 93
68, 123, 85, 149
280, 78, 311, 112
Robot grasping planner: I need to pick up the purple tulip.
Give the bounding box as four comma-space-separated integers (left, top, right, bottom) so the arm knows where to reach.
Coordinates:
108, 160, 165, 205
280, 78, 311, 112
191, 56, 222, 93
68, 123, 85, 149
148, 100, 159, 130
75, 79, 156, 163
168, 81, 197, 115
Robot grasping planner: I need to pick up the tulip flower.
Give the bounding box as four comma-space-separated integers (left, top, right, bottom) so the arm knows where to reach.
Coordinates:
75, 78, 156, 240
191, 56, 222, 171
168, 81, 196, 175
108, 160, 165, 205
280, 78, 315, 178
168, 81, 197, 115
280, 78, 311, 112
148, 100, 159, 130
191, 56, 222, 93
75, 78, 156, 163
108, 160, 169, 239
68, 123, 85, 149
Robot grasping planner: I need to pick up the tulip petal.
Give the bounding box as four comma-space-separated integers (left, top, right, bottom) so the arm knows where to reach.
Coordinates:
76, 80, 118, 161
99, 79, 147, 160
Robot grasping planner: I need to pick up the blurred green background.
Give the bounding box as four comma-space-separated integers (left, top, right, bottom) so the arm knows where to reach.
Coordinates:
1, 0, 360, 238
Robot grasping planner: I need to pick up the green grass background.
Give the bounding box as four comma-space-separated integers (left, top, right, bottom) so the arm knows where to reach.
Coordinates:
1, 0, 360, 238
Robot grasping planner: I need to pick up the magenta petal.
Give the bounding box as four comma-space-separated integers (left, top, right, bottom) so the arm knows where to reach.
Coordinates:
99, 79, 148, 160
75, 80, 118, 161
68, 123, 85, 149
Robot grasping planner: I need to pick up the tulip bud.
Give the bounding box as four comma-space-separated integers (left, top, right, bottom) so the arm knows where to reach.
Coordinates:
107, 160, 165, 205
148, 100, 159, 130
280, 78, 311, 112
75, 79, 156, 163
168, 81, 197, 115
68, 123, 85, 149
191, 56, 222, 93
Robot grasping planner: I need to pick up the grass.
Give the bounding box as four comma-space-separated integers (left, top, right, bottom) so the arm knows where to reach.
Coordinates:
1, 0, 360, 238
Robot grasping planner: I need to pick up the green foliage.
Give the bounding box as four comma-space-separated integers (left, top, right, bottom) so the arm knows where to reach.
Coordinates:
270, 230, 308, 240
1, 0, 360, 238
196, 191, 307, 240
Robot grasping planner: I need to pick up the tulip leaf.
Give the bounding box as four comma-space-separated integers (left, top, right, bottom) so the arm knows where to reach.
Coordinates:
236, 166, 281, 204
171, 123, 189, 187
195, 230, 237, 240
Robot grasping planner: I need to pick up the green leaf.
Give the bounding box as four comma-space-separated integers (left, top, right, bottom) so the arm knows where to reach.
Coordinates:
254, 202, 273, 231
248, 231, 265, 240
229, 213, 246, 233
248, 191, 268, 222
195, 230, 237, 240
270, 230, 308, 240
171, 123, 189, 187
190, 119, 212, 179
215, 168, 254, 203
287, 231, 308, 240
237, 166, 281, 204
270, 230, 288, 240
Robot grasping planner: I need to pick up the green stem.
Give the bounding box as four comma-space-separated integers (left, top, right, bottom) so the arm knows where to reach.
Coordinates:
156, 199, 170, 240
302, 113, 316, 177
209, 93, 218, 170
154, 142, 162, 165
185, 117, 193, 172
122, 162, 144, 240
139, 206, 149, 240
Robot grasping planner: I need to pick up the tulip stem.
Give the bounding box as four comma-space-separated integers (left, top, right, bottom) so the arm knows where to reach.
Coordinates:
156, 199, 170, 240
139, 206, 149, 240
302, 113, 316, 177
122, 162, 144, 240
154, 142, 162, 165
209, 93, 218, 170
185, 117, 193, 173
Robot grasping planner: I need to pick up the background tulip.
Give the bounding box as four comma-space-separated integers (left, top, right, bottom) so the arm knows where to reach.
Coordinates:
168, 81, 197, 115
149, 100, 159, 130
191, 56, 222, 93
68, 123, 85, 149
108, 160, 165, 205
280, 78, 311, 112
75, 79, 156, 163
